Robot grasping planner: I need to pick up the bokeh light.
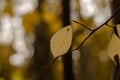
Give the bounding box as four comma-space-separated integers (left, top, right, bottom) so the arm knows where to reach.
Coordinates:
80, 0, 111, 26
9, 53, 26, 67
0, 14, 13, 44
12, 0, 38, 15
0, 0, 37, 67
80, 0, 96, 18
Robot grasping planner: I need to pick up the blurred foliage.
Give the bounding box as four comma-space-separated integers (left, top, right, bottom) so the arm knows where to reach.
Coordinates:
3, 0, 13, 16
23, 10, 41, 33
0, 0, 116, 80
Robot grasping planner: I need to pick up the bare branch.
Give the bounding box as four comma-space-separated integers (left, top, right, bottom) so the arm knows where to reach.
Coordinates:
50, 6, 120, 67
72, 5, 120, 51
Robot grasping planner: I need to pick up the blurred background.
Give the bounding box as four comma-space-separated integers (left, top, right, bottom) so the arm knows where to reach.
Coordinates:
0, 0, 118, 80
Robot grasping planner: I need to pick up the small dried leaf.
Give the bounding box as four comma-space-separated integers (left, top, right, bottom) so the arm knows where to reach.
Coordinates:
113, 26, 120, 38
50, 25, 72, 58
107, 33, 120, 62
116, 24, 120, 37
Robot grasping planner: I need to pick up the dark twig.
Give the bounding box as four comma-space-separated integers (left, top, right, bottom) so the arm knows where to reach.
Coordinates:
73, 20, 94, 31
49, 57, 58, 67
105, 24, 115, 27
72, 5, 120, 51
50, 6, 120, 67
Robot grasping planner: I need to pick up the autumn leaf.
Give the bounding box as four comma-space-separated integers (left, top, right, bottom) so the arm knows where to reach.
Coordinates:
113, 25, 120, 38
116, 24, 120, 37
50, 25, 73, 58
107, 25, 120, 62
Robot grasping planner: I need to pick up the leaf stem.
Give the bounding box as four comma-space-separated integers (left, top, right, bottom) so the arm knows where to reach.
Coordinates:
72, 20, 94, 31
105, 24, 115, 27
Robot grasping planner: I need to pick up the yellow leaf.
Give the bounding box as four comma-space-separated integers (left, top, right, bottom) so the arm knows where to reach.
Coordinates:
107, 33, 120, 62
50, 25, 73, 58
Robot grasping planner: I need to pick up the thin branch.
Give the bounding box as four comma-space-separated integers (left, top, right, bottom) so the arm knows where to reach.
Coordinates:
49, 57, 58, 67
73, 20, 94, 31
49, 6, 120, 67
105, 24, 115, 27
72, 5, 120, 51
